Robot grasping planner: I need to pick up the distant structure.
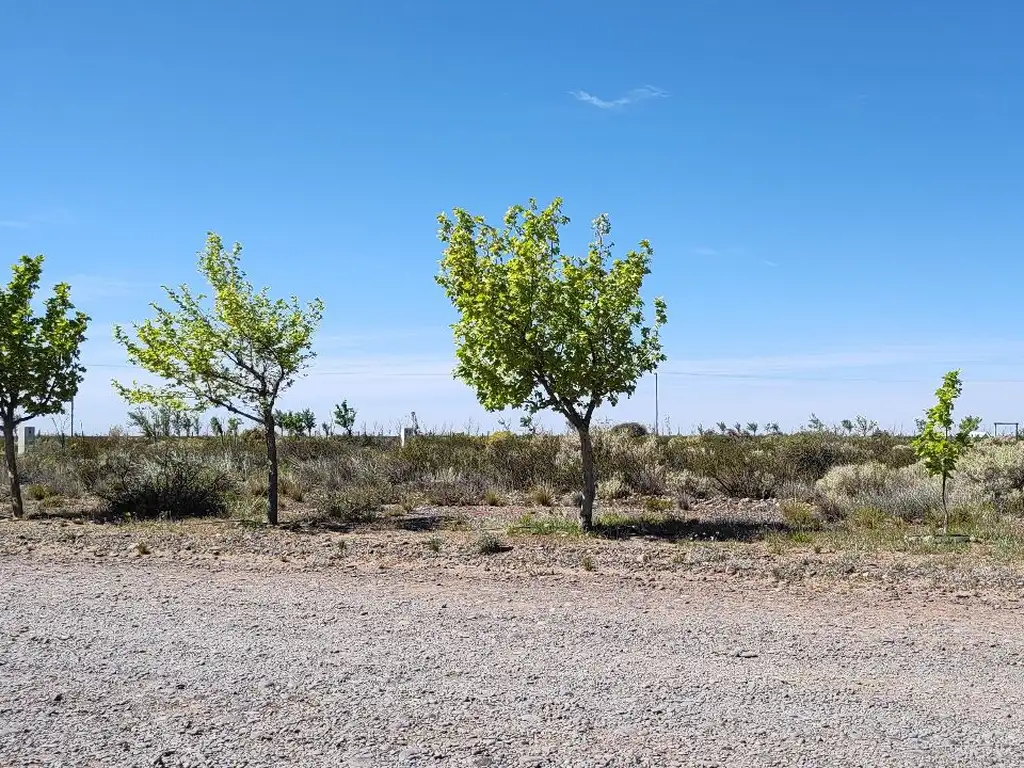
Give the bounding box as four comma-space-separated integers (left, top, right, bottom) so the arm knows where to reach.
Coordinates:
399, 411, 421, 447
14, 425, 37, 456
993, 422, 1020, 440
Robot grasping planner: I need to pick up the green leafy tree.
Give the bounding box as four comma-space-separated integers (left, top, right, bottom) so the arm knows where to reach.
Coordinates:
226, 417, 241, 436
298, 407, 316, 436
209, 416, 223, 437
436, 198, 667, 530
113, 232, 324, 525
274, 409, 299, 436
332, 400, 357, 436
128, 405, 172, 439
911, 369, 981, 533
0, 255, 89, 518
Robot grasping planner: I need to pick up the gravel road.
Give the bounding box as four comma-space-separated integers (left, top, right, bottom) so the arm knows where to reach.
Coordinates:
1, 556, 1022, 768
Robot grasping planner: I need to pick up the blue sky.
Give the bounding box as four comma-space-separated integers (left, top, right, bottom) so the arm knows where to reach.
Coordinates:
3, 0, 1024, 435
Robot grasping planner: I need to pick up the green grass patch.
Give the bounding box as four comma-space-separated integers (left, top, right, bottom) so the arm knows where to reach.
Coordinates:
506, 513, 581, 537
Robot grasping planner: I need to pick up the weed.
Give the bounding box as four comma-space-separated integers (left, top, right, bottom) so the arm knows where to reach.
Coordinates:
597, 475, 629, 501
325, 484, 386, 524
528, 484, 556, 507
442, 512, 470, 531
425, 536, 443, 552
850, 506, 889, 530
95, 447, 230, 521
506, 513, 580, 536
642, 496, 675, 513
25, 484, 53, 501
786, 530, 815, 544
581, 554, 597, 571
780, 500, 821, 531
483, 488, 506, 507
399, 494, 422, 513
474, 532, 506, 555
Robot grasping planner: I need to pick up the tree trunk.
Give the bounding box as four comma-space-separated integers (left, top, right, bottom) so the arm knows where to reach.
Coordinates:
264, 413, 279, 526
3, 415, 24, 519
578, 425, 597, 532
941, 473, 948, 534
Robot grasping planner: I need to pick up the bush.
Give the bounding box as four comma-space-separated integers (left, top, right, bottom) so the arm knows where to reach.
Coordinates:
666, 470, 716, 500
474, 532, 507, 555
780, 500, 821, 531
528, 483, 557, 507
684, 435, 781, 499
325, 484, 387, 523
483, 488, 505, 506
815, 461, 982, 522
775, 433, 865, 483
610, 422, 649, 438
24, 484, 54, 501
420, 468, 485, 506
95, 447, 230, 521
959, 442, 1024, 515
597, 475, 629, 501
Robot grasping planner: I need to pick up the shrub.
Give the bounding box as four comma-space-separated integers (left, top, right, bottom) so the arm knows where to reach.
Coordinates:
483, 488, 505, 506
421, 468, 485, 506
889, 444, 918, 469
610, 422, 649, 438
597, 475, 629, 501
850, 506, 889, 530
780, 500, 821, 531
775, 432, 865, 483
685, 435, 781, 499
959, 442, 1024, 515
815, 461, 982, 523
244, 471, 303, 501
95, 447, 230, 521
506, 513, 580, 536
528, 484, 556, 507
325, 484, 387, 523
642, 496, 675, 513
666, 470, 716, 500
474, 533, 506, 555
24, 484, 53, 501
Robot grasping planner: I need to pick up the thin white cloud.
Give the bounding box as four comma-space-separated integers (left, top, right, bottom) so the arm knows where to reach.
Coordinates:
0, 219, 30, 229
691, 247, 719, 256
762, 260, 778, 267
57, 275, 152, 303
570, 85, 667, 109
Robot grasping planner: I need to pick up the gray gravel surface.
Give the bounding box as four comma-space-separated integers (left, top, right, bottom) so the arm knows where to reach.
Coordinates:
1, 557, 1023, 768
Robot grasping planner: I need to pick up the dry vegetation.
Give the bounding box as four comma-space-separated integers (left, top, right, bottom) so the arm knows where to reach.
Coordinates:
3, 426, 1024, 590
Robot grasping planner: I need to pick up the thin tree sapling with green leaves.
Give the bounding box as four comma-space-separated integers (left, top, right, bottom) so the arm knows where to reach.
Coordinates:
0, 255, 89, 518
436, 197, 667, 531
911, 369, 981, 533
333, 400, 357, 436
113, 232, 324, 525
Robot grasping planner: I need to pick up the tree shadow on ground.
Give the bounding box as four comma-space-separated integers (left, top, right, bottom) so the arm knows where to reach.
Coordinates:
593, 517, 786, 542
281, 511, 449, 535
